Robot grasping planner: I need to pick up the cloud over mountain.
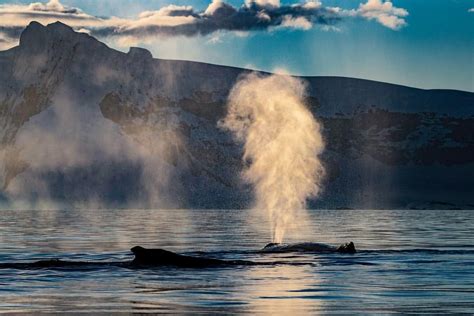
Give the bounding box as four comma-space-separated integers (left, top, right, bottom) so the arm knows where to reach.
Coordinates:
0, 0, 408, 49
357, 0, 408, 30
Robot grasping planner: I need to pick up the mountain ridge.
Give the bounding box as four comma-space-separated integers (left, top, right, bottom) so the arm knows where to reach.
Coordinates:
7, 21, 472, 93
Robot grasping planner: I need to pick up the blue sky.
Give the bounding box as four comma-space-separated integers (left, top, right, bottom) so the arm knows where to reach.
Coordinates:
0, 0, 473, 91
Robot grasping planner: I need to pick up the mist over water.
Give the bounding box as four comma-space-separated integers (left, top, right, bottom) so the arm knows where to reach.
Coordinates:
220, 73, 325, 243
6, 85, 184, 209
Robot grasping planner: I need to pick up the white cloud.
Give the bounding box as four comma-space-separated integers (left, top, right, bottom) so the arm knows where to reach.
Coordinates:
468, 8, 474, 13
28, 0, 70, 12
246, 0, 281, 8
0, 0, 103, 29
123, 6, 196, 29
302, 1, 322, 10
0, 33, 17, 50
0, 0, 409, 51
204, 0, 225, 15
281, 16, 313, 30
257, 11, 271, 21
357, 0, 408, 30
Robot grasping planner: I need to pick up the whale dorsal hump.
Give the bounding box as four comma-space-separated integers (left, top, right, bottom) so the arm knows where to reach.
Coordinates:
131, 246, 145, 255
336, 242, 356, 253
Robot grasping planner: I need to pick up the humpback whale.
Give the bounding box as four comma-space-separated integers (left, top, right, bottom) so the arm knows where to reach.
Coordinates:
261, 242, 356, 254
0, 243, 356, 270
0, 247, 254, 270
131, 246, 252, 267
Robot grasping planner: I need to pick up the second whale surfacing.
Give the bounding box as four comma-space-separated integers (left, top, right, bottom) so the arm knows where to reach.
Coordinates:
261, 242, 356, 254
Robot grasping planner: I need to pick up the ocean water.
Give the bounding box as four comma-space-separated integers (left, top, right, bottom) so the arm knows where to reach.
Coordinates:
0, 209, 473, 314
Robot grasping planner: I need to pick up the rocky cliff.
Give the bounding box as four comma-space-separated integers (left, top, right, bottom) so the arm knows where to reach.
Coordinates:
0, 21, 472, 209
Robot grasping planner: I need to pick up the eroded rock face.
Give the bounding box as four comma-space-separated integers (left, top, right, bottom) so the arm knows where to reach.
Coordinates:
0, 21, 472, 209
320, 109, 474, 166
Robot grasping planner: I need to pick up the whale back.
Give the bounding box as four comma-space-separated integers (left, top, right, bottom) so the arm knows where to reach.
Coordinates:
131, 246, 189, 265
261, 242, 356, 254
336, 242, 356, 254
130, 246, 228, 267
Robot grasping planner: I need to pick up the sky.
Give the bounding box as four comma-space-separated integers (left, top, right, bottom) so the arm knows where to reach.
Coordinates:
0, 0, 472, 91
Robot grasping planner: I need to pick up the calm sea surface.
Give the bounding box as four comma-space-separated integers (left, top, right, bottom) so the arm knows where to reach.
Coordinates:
0, 209, 473, 314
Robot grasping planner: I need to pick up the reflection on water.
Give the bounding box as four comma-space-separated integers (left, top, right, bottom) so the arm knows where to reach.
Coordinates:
0, 209, 473, 313
244, 264, 325, 314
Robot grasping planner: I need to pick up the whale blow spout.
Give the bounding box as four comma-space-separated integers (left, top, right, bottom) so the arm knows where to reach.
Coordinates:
220, 73, 325, 243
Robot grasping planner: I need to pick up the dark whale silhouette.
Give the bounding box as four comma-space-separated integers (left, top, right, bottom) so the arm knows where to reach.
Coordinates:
130, 246, 252, 267
0, 258, 128, 270
0, 246, 254, 270
261, 242, 356, 254
0, 243, 356, 270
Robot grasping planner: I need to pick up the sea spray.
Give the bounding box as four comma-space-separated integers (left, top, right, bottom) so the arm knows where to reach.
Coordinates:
220, 72, 325, 243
